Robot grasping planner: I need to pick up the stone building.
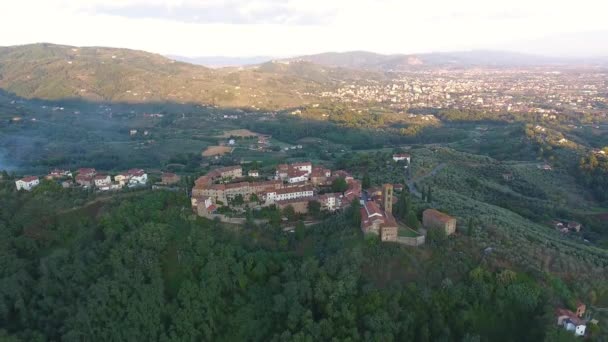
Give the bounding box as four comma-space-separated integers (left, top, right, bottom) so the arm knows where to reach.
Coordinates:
423, 209, 457, 236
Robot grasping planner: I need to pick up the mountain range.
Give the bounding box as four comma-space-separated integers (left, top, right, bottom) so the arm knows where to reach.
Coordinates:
1, 43, 607, 109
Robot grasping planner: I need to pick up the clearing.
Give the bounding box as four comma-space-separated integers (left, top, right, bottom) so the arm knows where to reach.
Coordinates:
216, 129, 261, 138
202, 146, 233, 157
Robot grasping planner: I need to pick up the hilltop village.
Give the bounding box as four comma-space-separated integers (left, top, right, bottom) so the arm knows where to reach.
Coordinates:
190, 162, 361, 217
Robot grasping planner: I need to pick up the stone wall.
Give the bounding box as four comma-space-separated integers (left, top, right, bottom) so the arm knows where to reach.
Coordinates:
396, 235, 425, 246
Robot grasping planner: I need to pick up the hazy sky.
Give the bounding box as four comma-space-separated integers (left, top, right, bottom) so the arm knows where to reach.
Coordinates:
1, 0, 607, 57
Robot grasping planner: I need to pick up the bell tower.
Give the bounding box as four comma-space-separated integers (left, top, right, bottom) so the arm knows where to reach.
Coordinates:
382, 184, 393, 214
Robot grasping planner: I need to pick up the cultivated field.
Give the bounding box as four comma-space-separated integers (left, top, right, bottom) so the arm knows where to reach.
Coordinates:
216, 129, 261, 138
202, 146, 233, 157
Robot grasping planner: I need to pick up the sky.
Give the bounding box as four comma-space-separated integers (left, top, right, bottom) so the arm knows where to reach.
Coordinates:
1, 0, 607, 57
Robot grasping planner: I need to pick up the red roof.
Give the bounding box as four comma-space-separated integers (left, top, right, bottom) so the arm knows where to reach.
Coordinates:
77, 168, 96, 175
423, 209, 455, 223
20, 176, 38, 182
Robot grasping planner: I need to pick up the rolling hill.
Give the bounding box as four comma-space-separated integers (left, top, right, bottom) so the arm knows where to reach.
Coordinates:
0, 43, 350, 109
286, 50, 597, 71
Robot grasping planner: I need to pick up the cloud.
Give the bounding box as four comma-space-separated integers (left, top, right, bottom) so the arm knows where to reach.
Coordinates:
0, 0, 607, 56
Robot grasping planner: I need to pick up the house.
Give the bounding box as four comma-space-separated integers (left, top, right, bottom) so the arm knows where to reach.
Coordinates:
248, 170, 259, 178
287, 169, 308, 183
47, 169, 72, 180
114, 173, 130, 186
94, 174, 111, 188
393, 153, 411, 163
291, 162, 312, 175
556, 308, 586, 337
213, 165, 242, 179
77, 168, 96, 177
568, 221, 582, 233
318, 193, 341, 212
161, 172, 180, 185
15, 176, 40, 191
128, 169, 148, 185
75, 174, 93, 187
423, 209, 457, 236
502, 173, 514, 182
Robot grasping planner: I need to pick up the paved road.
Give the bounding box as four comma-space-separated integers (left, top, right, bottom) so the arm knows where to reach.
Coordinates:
406, 163, 447, 198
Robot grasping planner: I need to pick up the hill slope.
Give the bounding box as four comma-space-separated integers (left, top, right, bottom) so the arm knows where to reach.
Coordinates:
0, 43, 343, 109
288, 50, 589, 71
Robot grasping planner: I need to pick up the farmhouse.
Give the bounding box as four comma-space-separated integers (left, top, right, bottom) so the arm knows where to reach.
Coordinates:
94, 174, 112, 188
15, 176, 40, 191
555, 308, 586, 337
46, 169, 72, 179
128, 169, 148, 185
423, 209, 457, 236
76, 174, 93, 187
77, 168, 96, 177
248, 170, 259, 178
392, 153, 411, 163
161, 172, 180, 185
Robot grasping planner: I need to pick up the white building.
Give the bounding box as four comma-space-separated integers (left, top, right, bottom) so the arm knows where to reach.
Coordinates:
128, 169, 148, 185
15, 176, 40, 191
392, 154, 411, 163
94, 175, 112, 188
265, 186, 314, 205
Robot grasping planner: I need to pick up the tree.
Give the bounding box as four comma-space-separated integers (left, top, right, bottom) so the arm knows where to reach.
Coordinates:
230, 194, 244, 206
405, 210, 420, 229
331, 177, 348, 193
394, 190, 411, 220
282, 205, 297, 221
362, 173, 371, 189
295, 221, 306, 241
308, 200, 321, 219
467, 218, 474, 236
249, 193, 260, 203
427, 186, 433, 203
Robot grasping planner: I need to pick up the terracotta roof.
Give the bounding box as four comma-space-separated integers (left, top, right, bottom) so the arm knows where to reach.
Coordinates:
424, 209, 455, 223
77, 168, 96, 174
555, 308, 584, 325
393, 153, 410, 158
20, 176, 38, 182
364, 201, 383, 218
275, 185, 314, 195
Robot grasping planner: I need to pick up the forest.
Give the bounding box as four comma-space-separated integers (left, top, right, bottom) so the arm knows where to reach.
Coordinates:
0, 181, 585, 341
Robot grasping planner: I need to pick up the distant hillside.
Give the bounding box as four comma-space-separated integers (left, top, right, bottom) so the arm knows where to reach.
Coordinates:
167, 55, 274, 68
287, 50, 592, 71
0, 43, 347, 109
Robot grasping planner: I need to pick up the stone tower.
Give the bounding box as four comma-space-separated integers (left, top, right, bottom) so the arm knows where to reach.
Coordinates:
382, 184, 393, 214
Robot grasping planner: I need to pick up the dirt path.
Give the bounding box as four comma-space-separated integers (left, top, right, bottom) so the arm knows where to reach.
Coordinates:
406, 163, 447, 198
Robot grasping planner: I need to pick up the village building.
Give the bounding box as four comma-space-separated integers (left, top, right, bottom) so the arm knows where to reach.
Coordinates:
127, 169, 148, 185
248, 170, 259, 178
287, 169, 309, 183
423, 209, 457, 236
94, 174, 112, 188
114, 173, 130, 186
392, 153, 411, 163
161, 172, 180, 185
77, 168, 96, 177
46, 169, 72, 180
556, 308, 586, 337
75, 174, 93, 187
318, 193, 341, 212
360, 184, 398, 242
15, 176, 40, 191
